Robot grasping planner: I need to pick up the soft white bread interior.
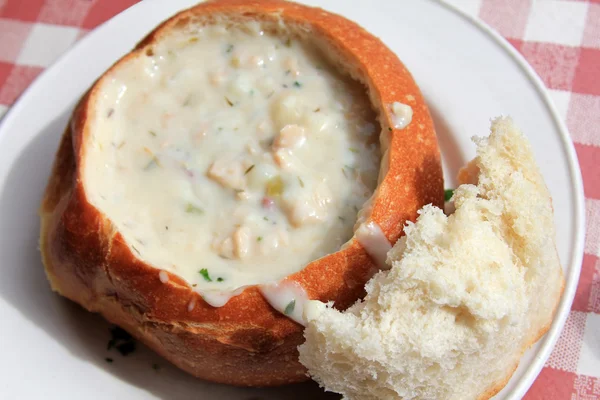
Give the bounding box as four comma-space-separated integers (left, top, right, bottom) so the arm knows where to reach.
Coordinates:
298, 117, 564, 400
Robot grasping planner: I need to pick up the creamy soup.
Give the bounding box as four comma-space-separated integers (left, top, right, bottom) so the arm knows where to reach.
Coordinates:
84, 23, 381, 301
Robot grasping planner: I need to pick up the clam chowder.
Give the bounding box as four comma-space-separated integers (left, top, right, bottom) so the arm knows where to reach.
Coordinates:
84, 23, 380, 301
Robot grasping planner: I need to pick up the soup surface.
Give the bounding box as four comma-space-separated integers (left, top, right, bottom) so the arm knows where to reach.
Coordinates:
84, 23, 381, 296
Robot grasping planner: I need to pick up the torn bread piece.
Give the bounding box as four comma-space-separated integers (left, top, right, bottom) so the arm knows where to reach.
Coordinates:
298, 116, 564, 400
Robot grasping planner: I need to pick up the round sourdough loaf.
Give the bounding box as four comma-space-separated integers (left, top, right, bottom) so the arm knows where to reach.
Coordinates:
39, 0, 443, 386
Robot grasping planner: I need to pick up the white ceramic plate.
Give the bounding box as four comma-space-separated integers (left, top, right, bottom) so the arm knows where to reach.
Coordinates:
0, 0, 585, 399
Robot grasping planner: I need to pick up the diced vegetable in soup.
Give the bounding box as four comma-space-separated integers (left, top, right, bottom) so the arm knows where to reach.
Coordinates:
84, 23, 381, 298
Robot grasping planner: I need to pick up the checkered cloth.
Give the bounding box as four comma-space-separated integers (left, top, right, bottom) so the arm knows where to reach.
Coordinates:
0, 0, 598, 398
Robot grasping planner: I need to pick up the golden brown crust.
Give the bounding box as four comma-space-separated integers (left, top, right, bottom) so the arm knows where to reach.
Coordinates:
39, 0, 443, 386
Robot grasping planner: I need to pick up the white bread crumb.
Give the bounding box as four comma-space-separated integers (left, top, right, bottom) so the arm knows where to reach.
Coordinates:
298, 117, 564, 400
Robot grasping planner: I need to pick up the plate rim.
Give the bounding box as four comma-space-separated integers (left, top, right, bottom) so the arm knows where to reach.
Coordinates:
0, 0, 587, 398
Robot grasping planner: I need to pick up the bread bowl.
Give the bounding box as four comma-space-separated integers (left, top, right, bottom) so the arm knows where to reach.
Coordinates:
39, 0, 443, 386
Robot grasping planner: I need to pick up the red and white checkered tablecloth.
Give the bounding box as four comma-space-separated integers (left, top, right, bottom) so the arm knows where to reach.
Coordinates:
0, 0, 598, 398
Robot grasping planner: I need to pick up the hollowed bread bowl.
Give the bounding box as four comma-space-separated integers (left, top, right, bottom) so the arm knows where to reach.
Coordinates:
39, 0, 443, 386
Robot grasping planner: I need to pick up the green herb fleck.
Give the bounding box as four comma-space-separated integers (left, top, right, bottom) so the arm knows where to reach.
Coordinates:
244, 165, 255, 175
216, 277, 224, 282
226, 44, 234, 53
183, 95, 192, 107
338, 216, 345, 222
106, 358, 114, 363
444, 189, 455, 202
131, 245, 141, 255
152, 363, 160, 370
199, 268, 212, 282
293, 81, 302, 88
285, 38, 292, 47
148, 130, 157, 137
192, 283, 197, 287
342, 165, 355, 178
185, 203, 204, 215
257, 236, 263, 242
263, 216, 269, 221
388, 127, 393, 132
284, 300, 296, 315
349, 147, 359, 153
143, 157, 160, 171
249, 89, 255, 96
225, 96, 234, 107
117, 141, 126, 149
297, 176, 304, 188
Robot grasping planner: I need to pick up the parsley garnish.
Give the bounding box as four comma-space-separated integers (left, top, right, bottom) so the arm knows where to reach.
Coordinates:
185, 203, 204, 215
284, 300, 296, 315
106, 358, 114, 363
143, 158, 159, 171
199, 268, 212, 282
131, 245, 141, 255
257, 236, 263, 242
293, 81, 302, 88
444, 189, 455, 202
226, 44, 234, 53
245, 165, 255, 175
349, 147, 359, 153
217, 277, 224, 282
148, 130, 157, 137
